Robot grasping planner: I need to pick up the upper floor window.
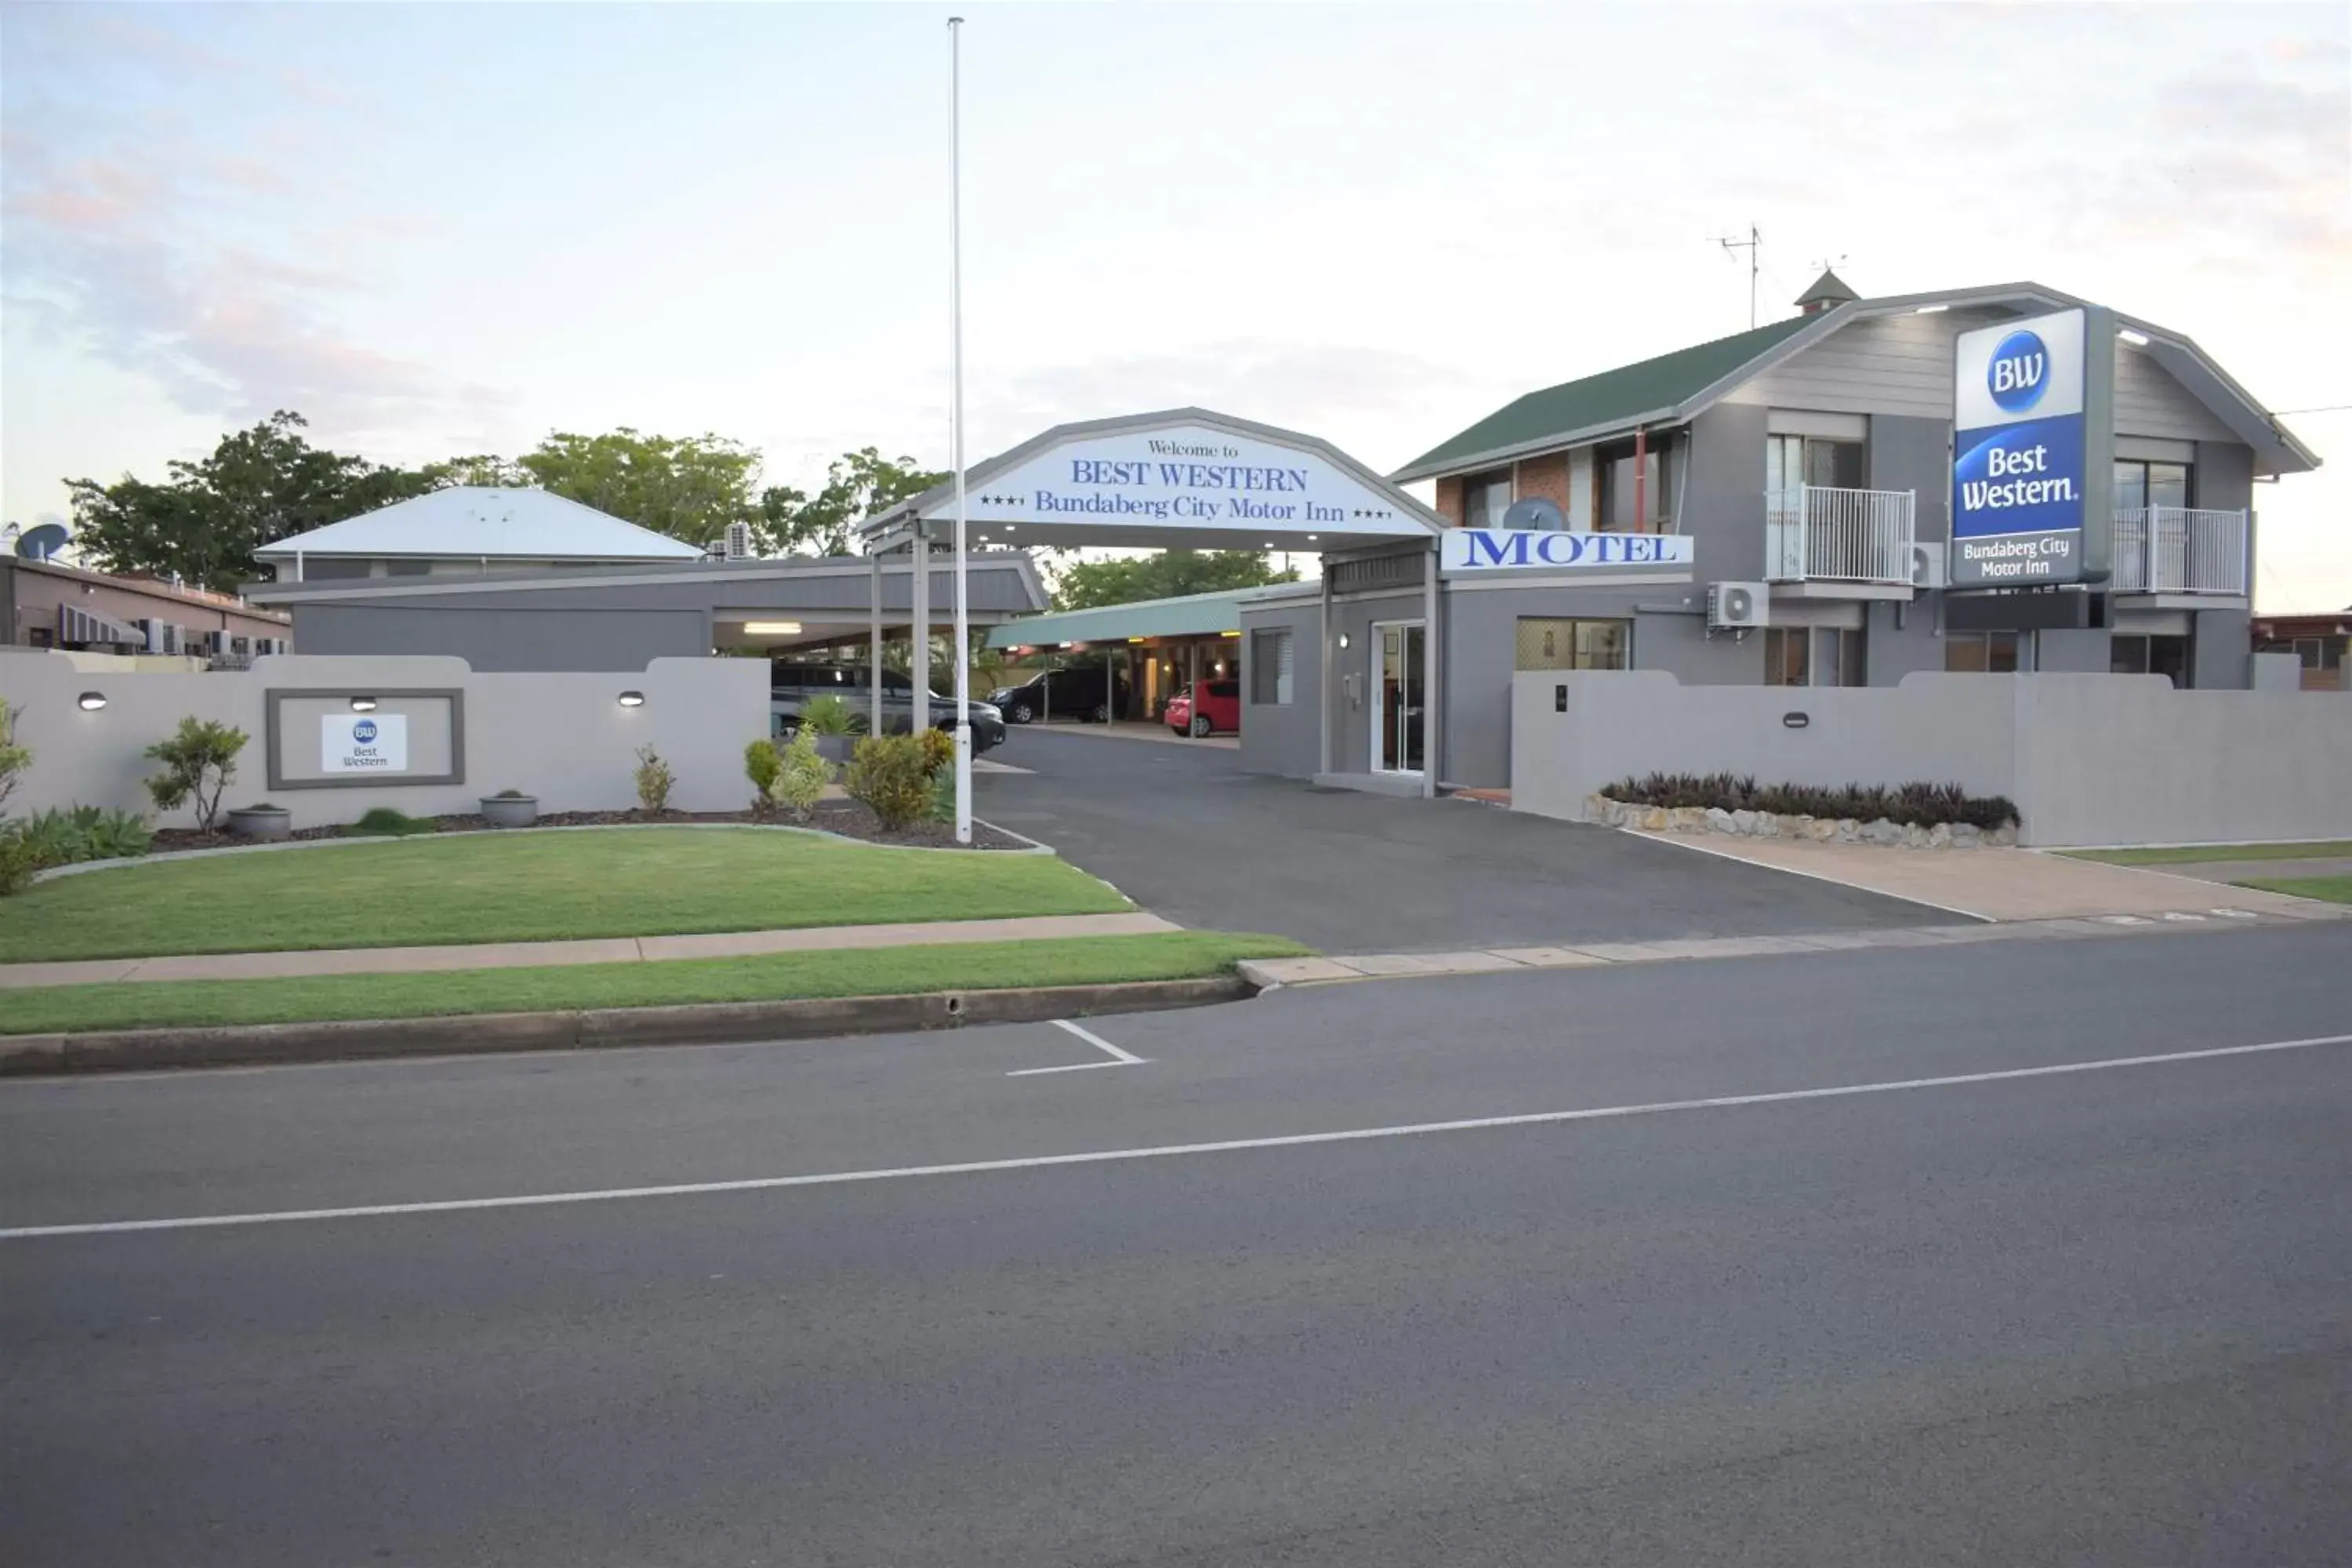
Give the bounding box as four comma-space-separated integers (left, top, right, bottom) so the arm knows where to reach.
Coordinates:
2114, 460, 2190, 513
1597, 435, 1675, 532
1765, 434, 1864, 499
1461, 469, 1513, 529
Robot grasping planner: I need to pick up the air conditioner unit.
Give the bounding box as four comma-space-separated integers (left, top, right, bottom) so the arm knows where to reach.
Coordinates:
143, 619, 165, 654
724, 521, 752, 561
1910, 541, 1948, 590
1706, 581, 1768, 630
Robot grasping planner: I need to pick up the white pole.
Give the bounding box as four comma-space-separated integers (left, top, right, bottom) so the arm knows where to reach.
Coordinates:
949, 15, 973, 844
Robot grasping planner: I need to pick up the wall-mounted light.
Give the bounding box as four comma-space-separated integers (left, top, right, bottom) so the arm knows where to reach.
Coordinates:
1220, 630, 1240, 639
350, 695, 378, 713
743, 621, 802, 636
618, 690, 646, 708
1307, 534, 1319, 542
1914, 303, 1949, 314
1338, 633, 1351, 649
2118, 328, 2151, 347
78, 691, 107, 711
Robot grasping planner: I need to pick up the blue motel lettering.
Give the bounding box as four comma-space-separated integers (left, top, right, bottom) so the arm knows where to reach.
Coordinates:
1445, 529, 1693, 573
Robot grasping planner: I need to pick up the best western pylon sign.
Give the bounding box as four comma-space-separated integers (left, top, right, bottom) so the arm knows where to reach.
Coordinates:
1950, 306, 2115, 588
1439, 528, 1694, 578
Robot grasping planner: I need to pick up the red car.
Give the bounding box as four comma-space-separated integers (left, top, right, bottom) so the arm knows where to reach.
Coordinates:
1165, 679, 1240, 737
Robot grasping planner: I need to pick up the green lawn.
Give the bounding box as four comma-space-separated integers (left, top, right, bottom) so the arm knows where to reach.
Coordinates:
2062, 840, 2352, 866
0, 932, 1310, 1036
2234, 875, 2352, 907
0, 829, 1131, 963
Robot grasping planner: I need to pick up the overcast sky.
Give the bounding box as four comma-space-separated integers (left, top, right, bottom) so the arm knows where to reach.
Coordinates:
5, 2, 2346, 608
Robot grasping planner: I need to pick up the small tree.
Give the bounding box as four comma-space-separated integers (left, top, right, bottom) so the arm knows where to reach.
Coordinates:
771, 728, 829, 822
743, 737, 782, 813
144, 717, 248, 833
842, 733, 933, 832
633, 744, 675, 815
0, 702, 29, 818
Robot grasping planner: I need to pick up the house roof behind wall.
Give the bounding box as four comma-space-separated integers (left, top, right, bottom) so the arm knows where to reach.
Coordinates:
256, 487, 706, 562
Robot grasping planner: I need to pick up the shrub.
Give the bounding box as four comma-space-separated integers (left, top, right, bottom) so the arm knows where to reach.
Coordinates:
15, 805, 154, 863
744, 738, 783, 811
143, 717, 248, 833
0, 702, 28, 818
0, 826, 56, 897
843, 732, 933, 832
633, 745, 675, 815
492, 787, 531, 800
1600, 772, 2019, 829
799, 695, 860, 736
916, 725, 956, 779
771, 728, 829, 822
347, 807, 437, 837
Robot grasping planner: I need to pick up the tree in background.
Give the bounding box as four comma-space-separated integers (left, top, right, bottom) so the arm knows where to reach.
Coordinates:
67, 412, 443, 593
514, 429, 761, 549
757, 447, 945, 557
1051, 549, 1298, 612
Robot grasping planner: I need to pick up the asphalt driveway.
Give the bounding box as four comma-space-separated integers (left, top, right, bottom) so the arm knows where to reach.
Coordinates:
978, 729, 1954, 951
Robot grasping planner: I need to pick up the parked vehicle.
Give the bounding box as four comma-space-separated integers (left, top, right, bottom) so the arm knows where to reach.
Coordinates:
770, 662, 1004, 752
1165, 680, 1240, 738
989, 666, 1129, 724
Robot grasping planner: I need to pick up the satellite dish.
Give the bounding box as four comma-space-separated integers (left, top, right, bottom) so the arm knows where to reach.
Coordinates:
15, 522, 70, 561
1500, 498, 1565, 532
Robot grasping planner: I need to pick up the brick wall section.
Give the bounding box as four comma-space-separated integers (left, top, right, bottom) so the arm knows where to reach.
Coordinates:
1512, 452, 1570, 513
1433, 474, 1464, 525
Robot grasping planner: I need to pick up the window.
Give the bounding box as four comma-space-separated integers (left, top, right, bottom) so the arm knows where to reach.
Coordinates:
2113, 460, 2191, 514
1944, 631, 2022, 673
387, 560, 433, 577
1766, 434, 1865, 499
1597, 437, 1675, 532
1461, 470, 1513, 529
2111, 633, 2190, 688
1820, 628, 1867, 688
1515, 617, 1630, 671
1250, 628, 1294, 705
1763, 627, 1809, 686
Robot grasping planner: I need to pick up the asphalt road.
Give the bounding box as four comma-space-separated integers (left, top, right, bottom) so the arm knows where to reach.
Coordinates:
5, 923, 2350, 1566
978, 728, 1947, 949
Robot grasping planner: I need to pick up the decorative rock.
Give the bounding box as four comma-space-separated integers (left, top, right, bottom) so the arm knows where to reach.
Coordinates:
1751, 813, 1780, 837
1950, 822, 1983, 848
1927, 822, 1953, 849
1836, 818, 1862, 843
1668, 806, 1708, 833
1991, 824, 2019, 847
1901, 822, 1930, 849
1584, 793, 1612, 823
1730, 809, 1758, 834
1863, 818, 1903, 846
1640, 806, 1669, 832
1776, 814, 1807, 839
1705, 807, 1737, 833
1804, 816, 1838, 841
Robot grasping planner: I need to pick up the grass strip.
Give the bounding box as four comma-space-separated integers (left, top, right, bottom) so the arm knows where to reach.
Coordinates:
0, 932, 1310, 1036
2232, 875, 2352, 907
0, 828, 1131, 963
2061, 840, 2352, 866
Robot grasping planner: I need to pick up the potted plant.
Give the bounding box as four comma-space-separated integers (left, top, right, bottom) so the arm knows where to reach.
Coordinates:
481, 788, 539, 829
227, 802, 292, 840
797, 695, 862, 764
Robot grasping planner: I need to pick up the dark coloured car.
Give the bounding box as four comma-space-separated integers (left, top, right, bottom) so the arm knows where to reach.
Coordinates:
771, 662, 1004, 752
989, 666, 1129, 724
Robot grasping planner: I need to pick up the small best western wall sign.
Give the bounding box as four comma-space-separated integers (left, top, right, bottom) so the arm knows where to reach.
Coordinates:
321, 713, 408, 774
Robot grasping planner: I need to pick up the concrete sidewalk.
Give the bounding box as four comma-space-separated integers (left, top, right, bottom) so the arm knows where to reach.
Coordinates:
0, 912, 1182, 990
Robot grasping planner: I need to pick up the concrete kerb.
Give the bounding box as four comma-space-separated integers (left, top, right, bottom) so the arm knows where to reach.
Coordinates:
0, 975, 1256, 1078
27, 816, 1056, 886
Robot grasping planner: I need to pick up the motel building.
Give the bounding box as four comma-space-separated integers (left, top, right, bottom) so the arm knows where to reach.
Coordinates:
909, 274, 2320, 794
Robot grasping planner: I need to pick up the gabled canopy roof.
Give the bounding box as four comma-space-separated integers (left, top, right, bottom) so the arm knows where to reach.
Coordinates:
982, 586, 1255, 651
1395, 281, 2322, 483
255, 487, 706, 561
865, 408, 1444, 556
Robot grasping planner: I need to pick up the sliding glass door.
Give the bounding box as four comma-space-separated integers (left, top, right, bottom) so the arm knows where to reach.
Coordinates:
1372, 620, 1425, 775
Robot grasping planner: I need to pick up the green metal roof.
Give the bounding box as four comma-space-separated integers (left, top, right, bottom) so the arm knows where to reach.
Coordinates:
1395, 314, 1818, 480
983, 587, 1254, 650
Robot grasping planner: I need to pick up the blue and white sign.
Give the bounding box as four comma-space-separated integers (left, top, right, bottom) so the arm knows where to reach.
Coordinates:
1951, 308, 2089, 586
322, 713, 408, 773
1440, 528, 1694, 579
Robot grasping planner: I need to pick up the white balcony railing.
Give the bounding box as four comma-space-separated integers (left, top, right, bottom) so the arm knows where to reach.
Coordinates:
1766, 485, 1916, 585
2111, 507, 2248, 596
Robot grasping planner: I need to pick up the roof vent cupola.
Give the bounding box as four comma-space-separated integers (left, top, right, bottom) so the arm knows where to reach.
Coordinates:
1794, 268, 1858, 316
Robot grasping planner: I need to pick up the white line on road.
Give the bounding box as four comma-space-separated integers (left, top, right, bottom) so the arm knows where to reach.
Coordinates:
6, 1031, 2347, 1240
1004, 1018, 1147, 1076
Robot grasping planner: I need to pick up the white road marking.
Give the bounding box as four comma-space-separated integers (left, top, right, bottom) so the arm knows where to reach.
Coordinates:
1004, 1018, 1147, 1076
6, 1031, 2347, 1240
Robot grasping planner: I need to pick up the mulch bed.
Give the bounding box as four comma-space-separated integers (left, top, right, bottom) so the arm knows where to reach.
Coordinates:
148, 802, 1032, 853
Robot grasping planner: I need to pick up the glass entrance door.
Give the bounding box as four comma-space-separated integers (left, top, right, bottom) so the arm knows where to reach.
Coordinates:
1372, 620, 1425, 774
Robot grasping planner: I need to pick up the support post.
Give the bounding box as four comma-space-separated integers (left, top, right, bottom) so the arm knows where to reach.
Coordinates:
910, 531, 930, 737
1422, 543, 1439, 798
946, 15, 972, 842
1318, 565, 1333, 776
869, 552, 884, 735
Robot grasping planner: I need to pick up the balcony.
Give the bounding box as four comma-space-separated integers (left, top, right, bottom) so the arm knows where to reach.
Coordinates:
2111, 507, 2248, 597
1766, 485, 1915, 587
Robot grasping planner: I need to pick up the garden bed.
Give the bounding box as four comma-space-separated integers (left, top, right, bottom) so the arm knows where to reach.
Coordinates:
1591, 772, 2022, 850
151, 800, 1031, 853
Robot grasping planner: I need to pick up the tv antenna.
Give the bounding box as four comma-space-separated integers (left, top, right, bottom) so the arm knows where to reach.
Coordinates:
1710, 223, 1761, 328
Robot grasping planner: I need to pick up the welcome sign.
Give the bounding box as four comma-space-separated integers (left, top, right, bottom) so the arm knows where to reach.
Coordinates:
321, 713, 408, 774
1440, 528, 1694, 579
1950, 307, 2108, 587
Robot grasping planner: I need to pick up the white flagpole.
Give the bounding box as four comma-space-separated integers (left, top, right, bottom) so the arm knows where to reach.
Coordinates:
949, 14, 973, 845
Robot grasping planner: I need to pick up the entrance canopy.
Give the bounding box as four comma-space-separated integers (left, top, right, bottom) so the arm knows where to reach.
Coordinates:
862, 408, 1444, 555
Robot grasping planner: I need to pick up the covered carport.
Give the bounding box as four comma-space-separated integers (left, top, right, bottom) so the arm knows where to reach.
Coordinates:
862, 408, 1447, 793
983, 587, 1261, 727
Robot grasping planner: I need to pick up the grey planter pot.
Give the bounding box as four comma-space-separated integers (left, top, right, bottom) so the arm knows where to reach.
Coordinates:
814, 734, 856, 766
227, 806, 292, 841
480, 795, 539, 829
